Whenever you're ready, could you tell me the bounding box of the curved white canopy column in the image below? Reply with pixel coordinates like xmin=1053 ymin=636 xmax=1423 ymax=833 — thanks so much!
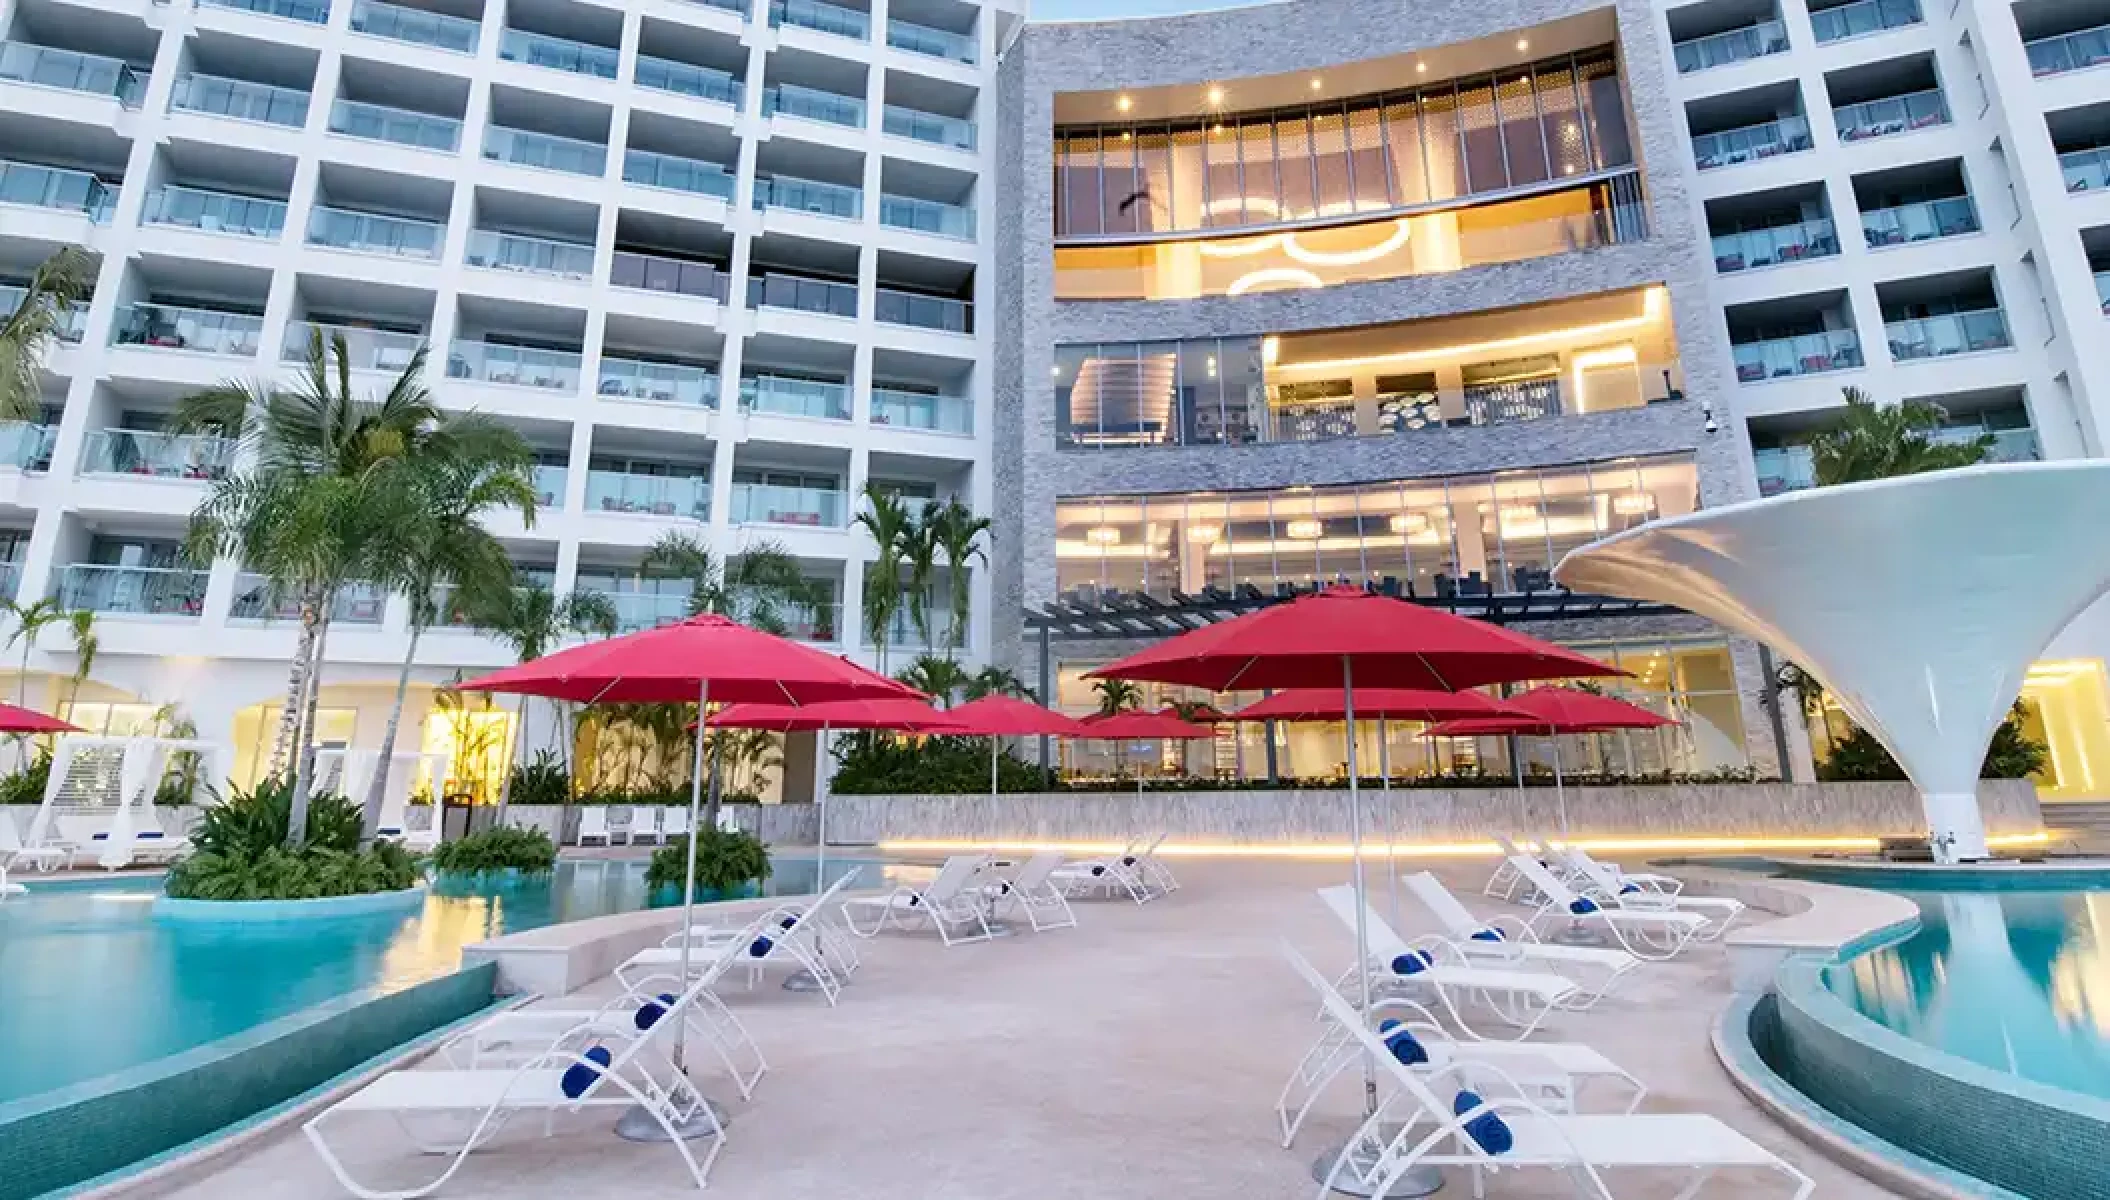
xmin=1555 ymin=463 xmax=2110 ymax=863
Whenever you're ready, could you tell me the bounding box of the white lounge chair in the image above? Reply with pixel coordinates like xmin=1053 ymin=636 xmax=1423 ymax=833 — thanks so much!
xmin=841 ymin=854 xmax=992 ymax=946
xmin=1318 ymin=885 xmax=1581 ymax=1040
xmin=610 ymin=807 xmax=638 ymax=846
xmin=305 ymin=961 xmax=729 ymax=1198
xmin=576 ymin=807 xmax=611 ymax=847
xmin=1284 ymin=946 xmax=1814 ymax=1200
xmin=1052 ymin=834 xmax=1163 ymax=903
xmin=661 ymin=805 xmax=692 ymax=841
xmin=1509 ymin=856 xmax=1707 ymax=961
xmin=0 ymin=810 xmax=69 ymax=872
xmin=1558 ymin=848 xmax=1744 ymax=939
xmin=630 ymin=806 xmax=664 ymax=846
xmin=625 ymin=873 xmax=861 ymax=1006
xmin=1482 ymin=834 xmax=1533 ymax=901
xmin=979 ymin=851 xmax=1077 ymax=933
xmin=672 ymin=867 xmax=864 ymax=978
xmin=1401 ymin=871 xmax=1640 ymax=1002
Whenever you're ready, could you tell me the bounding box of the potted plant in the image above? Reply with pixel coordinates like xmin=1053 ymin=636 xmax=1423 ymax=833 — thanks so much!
xmin=645 ymin=828 xmax=772 ymax=905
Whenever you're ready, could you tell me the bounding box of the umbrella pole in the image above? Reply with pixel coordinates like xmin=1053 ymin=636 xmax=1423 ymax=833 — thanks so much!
xmin=1341 ymin=659 xmax=1374 ymax=1115
xmin=1554 ymin=739 xmax=1570 ymax=839
xmin=1379 ymin=718 xmax=1398 ymax=936
xmin=989 ymin=735 xmax=998 ymax=799
xmin=815 ymin=723 xmax=830 ymax=895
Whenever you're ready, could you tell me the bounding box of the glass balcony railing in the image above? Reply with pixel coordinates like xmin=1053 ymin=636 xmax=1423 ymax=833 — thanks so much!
xmin=879 ymin=194 xmax=974 ymax=239
xmin=328 ymin=98 xmax=462 ymax=151
xmin=1930 ymin=425 xmax=2039 ymax=462
xmin=142 ymin=185 xmax=287 ymax=238
xmin=1885 ymin=309 xmax=2011 ymax=360
xmin=0 ymin=160 xmax=116 ymax=220
xmin=1753 ymin=445 xmax=1817 ymax=496
xmin=282 ymin=321 xmax=423 ymax=372
xmin=447 ymin=340 xmax=582 ymax=391
xmin=883 ymin=606 xmax=950 ymax=649
xmin=684 ymin=0 xmax=748 ymax=14
xmin=881 ymin=105 xmax=976 ymax=150
xmin=2062 ymin=147 xmax=2110 ymax=193
xmin=746 ymin=272 xmax=858 ymax=318
xmin=770 ymin=0 xmax=870 ymax=40
xmin=1810 ymin=0 xmax=1921 ymax=42
xmin=872 ymin=387 xmax=970 ymax=434
xmin=307 ymin=205 xmax=445 ymax=258
xmin=585 ymin=470 xmax=711 ymax=519
xmin=1711 ymin=218 xmax=1838 ymax=272
xmin=599 ymin=357 xmax=718 ymax=407
xmin=199 ymin=0 xmax=330 ymax=22
xmin=1732 ymin=329 xmax=1864 ymax=382
xmin=1861 ymin=196 xmax=1978 ymax=247
xmin=113 ymin=303 xmax=264 ymax=356
xmin=169 ymin=73 xmax=310 ymax=127
xmin=2027 ymin=22 xmax=2110 ymax=76
xmin=1672 ymin=20 xmax=1788 ymax=73
xmin=762 ymin=82 xmax=865 ymax=128
xmin=60 ymin=565 xmax=209 ymax=618
xmin=609 ymin=250 xmax=729 ymax=300
xmin=0 ymin=423 xmax=57 ymax=471
xmin=623 ymin=148 xmax=736 ymax=200
xmin=775 ymin=602 xmax=841 ymax=644
xmin=0 ymin=42 xmax=147 ymax=106
xmin=466 ymin=229 xmax=596 ymax=278
xmin=482 ymin=126 xmax=606 ymax=176
xmin=740 ymin=375 xmax=850 ymax=419
xmin=634 ymin=54 xmax=742 ymax=106
xmin=2098 ymin=270 xmax=2110 ymax=315
xmin=499 ymin=28 xmax=618 ymax=79
xmin=1835 ymin=88 xmax=1948 ymax=142
xmin=887 ymin=18 xmax=974 ymax=62
xmin=597 ymin=589 xmax=691 ymax=634
xmin=1691 ymin=115 xmax=1812 ymax=170
xmin=79 ymin=429 xmax=236 ymax=481
xmin=753 ymin=174 xmax=863 ymax=219
xmin=350 ymin=0 xmax=479 ymax=52
xmin=533 ymin=464 xmax=567 ymax=508
xmin=876 ymin=287 xmax=970 ymax=333
xmin=731 ymin=482 xmax=846 ymax=527
xmin=230 ymin=573 xmax=387 ymax=624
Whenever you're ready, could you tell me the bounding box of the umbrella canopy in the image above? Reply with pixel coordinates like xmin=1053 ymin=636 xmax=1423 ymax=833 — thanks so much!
xmin=1231 ymin=687 xmax=1534 ymax=724
xmin=945 ymin=694 xmax=1092 ymax=738
xmin=457 ymin=614 xmax=917 ymax=705
xmin=704 ymin=697 xmax=964 ymax=733
xmin=0 ymin=704 xmax=78 ymax=735
xmin=1422 ymin=686 xmax=1676 ymax=737
xmin=1078 ymin=709 xmax=1217 ymax=740
xmin=1086 ymin=585 xmax=1620 ymax=692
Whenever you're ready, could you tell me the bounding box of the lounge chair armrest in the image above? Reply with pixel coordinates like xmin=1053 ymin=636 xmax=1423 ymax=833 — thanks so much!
xmin=1484 ymin=914 xmax=1539 ymax=943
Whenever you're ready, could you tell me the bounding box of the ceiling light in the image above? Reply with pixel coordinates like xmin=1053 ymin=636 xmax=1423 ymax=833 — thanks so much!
xmin=1186 ymin=523 xmax=1223 ymax=544
xmin=1415 ymin=62 xmax=1427 ymax=73
xmin=1051 ymin=365 xmax=1062 ymax=377
xmin=1205 ymin=355 xmax=1217 ymax=377
xmin=1612 ymin=491 xmax=1656 ymax=516
xmin=1086 ymin=525 xmax=1122 ymax=546
xmin=1117 ymin=94 xmax=1132 ymax=112
xmin=1309 ymin=78 xmax=1323 ymax=91
xmin=1285 ymin=517 xmax=1324 ymax=540
xmin=1500 ymin=504 xmax=1540 ymax=524
xmin=1516 ymin=38 xmax=1529 ymax=51
xmin=1207 ymin=86 xmax=1225 ymax=105
xmin=1211 ymin=122 xmax=1225 ymax=135
xmin=1262 ymin=336 xmax=1280 ymax=365
xmin=1121 ymin=130 xmax=1132 ymax=140
xmin=1389 ymin=512 xmax=1429 ymax=535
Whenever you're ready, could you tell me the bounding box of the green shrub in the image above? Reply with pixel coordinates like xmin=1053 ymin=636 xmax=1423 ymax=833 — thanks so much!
xmin=165 ymin=839 xmax=419 ymax=900
xmin=646 ymin=829 xmax=772 ymax=893
xmin=828 ymin=733 xmax=1047 ymax=795
xmin=431 ymin=825 xmax=557 ymax=874
xmin=1817 ymin=702 xmax=2046 ymax=782
xmin=189 ymin=776 xmax=364 ymax=858
xmin=0 ymin=751 xmax=50 ymax=805
xmin=507 ymin=750 xmax=571 ymax=808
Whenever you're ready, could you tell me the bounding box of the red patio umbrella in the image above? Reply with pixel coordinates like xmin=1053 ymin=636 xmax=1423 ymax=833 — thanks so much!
xmin=1424 ymin=687 xmax=1676 ymax=836
xmin=0 ymin=704 xmax=79 ymax=734
xmin=945 ymin=695 xmax=1092 ymax=797
xmin=1230 ymin=687 xmax=1531 ymax=725
xmin=1079 ymin=709 xmax=1217 ymax=794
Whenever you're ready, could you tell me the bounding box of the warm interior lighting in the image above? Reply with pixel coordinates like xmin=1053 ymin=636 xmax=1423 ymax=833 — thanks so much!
xmin=1186 ymin=523 xmax=1223 ymax=544
xmin=1309 ymin=78 xmax=1323 ymax=90
xmin=1227 ymin=266 xmax=1325 ymax=295
xmin=1569 ymin=343 xmax=1640 ymax=414
xmin=1389 ymin=512 xmax=1430 ymax=535
xmin=1280 ymin=219 xmax=1414 ymax=267
xmin=1205 ymin=355 xmax=1218 ymax=377
xmin=1262 ymin=336 xmax=1280 ymax=364
xmin=1085 ymin=525 xmax=1122 ymax=546
xmin=1121 ymin=131 xmax=1132 ymax=141
xmin=1612 ymin=490 xmax=1656 ymax=516
xmin=1416 ymin=62 xmax=1427 ymax=73
xmin=1284 ymin=517 xmax=1324 ymax=540
xmin=1277 ymin=288 xmax=1666 ymax=375
xmin=1116 ymin=94 xmax=1132 ymax=112
xmin=880 ymin=831 xmax=2054 ymax=860
xmin=1516 ymin=38 xmax=1529 ymax=50
xmin=1499 ymin=503 xmax=1540 ymax=523
xmin=1207 ymin=86 xmax=1225 ymax=105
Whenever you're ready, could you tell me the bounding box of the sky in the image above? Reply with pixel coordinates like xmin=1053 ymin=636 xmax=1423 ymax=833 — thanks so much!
xmin=1029 ymin=0 xmax=1278 ymax=21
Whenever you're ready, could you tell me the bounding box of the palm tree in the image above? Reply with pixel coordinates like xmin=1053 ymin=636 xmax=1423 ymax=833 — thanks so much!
xmin=1092 ymin=677 xmax=1142 ymax=716
xmin=473 ymin=578 xmax=618 ymax=826
xmin=964 ymin=665 xmax=1034 ymax=703
xmin=2 ymin=597 xmax=65 ymax=709
xmin=925 ymin=499 xmax=989 ymax=655
xmin=1809 ymin=388 xmax=1992 ymax=487
xmin=0 ymin=246 xmax=93 ymax=421
xmin=900 ymin=506 xmax=941 ymax=651
xmin=59 ymin=609 xmax=97 ymax=722
xmin=896 ymin=653 xmax=971 ymax=708
xmin=852 ymin=485 xmax=915 ymax=671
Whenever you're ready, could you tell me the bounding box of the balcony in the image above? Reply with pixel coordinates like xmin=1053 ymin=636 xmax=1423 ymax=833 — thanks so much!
xmin=1862 ymin=196 xmax=1977 ymax=246
xmin=2027 ymin=23 xmax=2110 ymax=77
xmin=609 ymin=250 xmax=730 ymax=301
xmin=746 ymin=271 xmax=858 ymax=317
xmin=328 ymin=98 xmax=462 ymax=152
xmin=753 ymin=174 xmax=863 ymax=219
xmin=1731 ymin=330 xmax=1863 ymax=381
xmin=871 ymin=387 xmax=970 ymax=434
xmin=1712 ymin=218 xmax=1838 ymax=273
xmin=142 ymin=185 xmax=287 ymax=239
xmin=113 ymin=303 xmax=264 ymax=356
xmin=79 ymin=429 xmax=236 ymax=481
xmin=770 ymin=0 xmax=870 ymax=41
xmin=1759 ymin=427 xmax=2037 ymax=494
xmin=685 ymin=0 xmax=748 ymax=14
xmin=447 ymin=341 xmax=583 ymax=391
xmin=198 ymin=0 xmax=330 ymax=22
xmin=1885 ymin=309 xmax=2011 ymax=359
xmin=282 ymin=321 xmax=423 ymax=372
xmin=880 ymin=194 xmax=973 ymax=239
xmin=2098 ymin=270 xmax=2110 ymax=314
xmin=230 ymin=574 xmax=387 ymax=624
xmin=0 ymin=424 xmax=57 ymax=471
xmin=876 ymin=287 xmax=970 ymax=334
xmin=1810 ymin=0 xmax=1921 ymax=43
xmin=169 ymin=73 xmax=310 ymax=128
xmin=887 ymin=18 xmax=974 ymax=63
xmin=58 ymin=565 xmax=207 ymax=618
xmin=881 ymin=105 xmax=975 ymax=151
xmin=1834 ymin=88 xmax=1948 ymax=142
xmin=1673 ymin=21 xmax=1788 ymax=74
xmin=1691 ymin=116 xmax=1812 ymax=170
xmin=349 ymin=0 xmax=480 ymax=53
xmin=499 ymin=29 xmax=618 ymax=80
xmin=585 ymin=470 xmax=711 ymax=518
xmin=466 ymin=229 xmax=596 ymax=279
xmin=0 ymin=161 xmax=117 ymax=221
xmin=2064 ymin=146 xmax=2110 ymax=192
xmin=307 ymin=205 xmax=446 ymax=259
xmin=482 ymin=126 xmax=606 ymax=177
xmin=596 ymin=589 xmax=690 ymax=634
xmin=533 ymin=464 xmax=567 ymax=507
xmin=0 ymin=42 xmax=146 ymax=107
xmin=731 ymin=482 xmax=845 ymax=527
xmin=599 ymin=356 xmax=718 ymax=407
xmin=623 ymin=148 xmax=735 ymax=200
xmin=635 ymin=55 xmax=741 ymax=107
xmin=763 ymin=82 xmax=865 ymax=129
xmin=740 ymin=375 xmax=850 ymax=419
xmin=1931 ymin=426 xmax=2038 ymax=461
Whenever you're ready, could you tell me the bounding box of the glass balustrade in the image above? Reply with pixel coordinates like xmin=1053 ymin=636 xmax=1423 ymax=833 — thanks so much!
xmin=1691 ymin=115 xmax=1812 ymax=170
xmin=1834 ymin=88 xmax=1947 ymax=141
xmin=199 ymin=0 xmax=331 ymax=22
xmin=2063 ymin=147 xmax=2110 ymax=193
xmin=763 ymin=82 xmax=865 ymax=128
xmin=684 ymin=0 xmax=747 ymax=13
xmin=59 ymin=304 xmax=88 ymax=342
xmin=740 ymin=375 xmax=850 ymax=419
xmin=599 ymin=357 xmax=718 ymax=407
xmin=307 ymin=205 xmax=445 ymax=258
xmin=879 ymin=194 xmax=974 ymax=239
xmin=169 ymin=73 xmax=309 ymax=127
xmin=2098 ymin=271 xmax=2110 ymax=316
xmin=1711 ymin=218 xmax=1837 ymax=272
xmin=753 ymin=174 xmax=862 ymax=218
xmin=499 ymin=29 xmax=618 ymax=79
xmin=1672 ymin=20 xmax=1788 ymax=73
xmin=482 ymin=126 xmax=606 ymax=176
xmin=2027 ymin=22 xmax=2110 ymax=76
xmin=142 ymin=185 xmax=287 ymax=238
xmin=622 ymin=148 xmax=735 ymax=200
xmin=0 ymin=42 xmax=147 ymax=106
xmin=1731 ymin=329 xmax=1864 ymax=381
xmin=60 ymin=565 xmax=209 ymax=618
xmin=465 ymin=229 xmax=596 ymax=277
xmin=329 ymin=98 xmax=462 ymax=151
xmin=0 ymin=423 xmax=57 ymax=471
xmin=731 ymin=482 xmax=845 ymax=526
xmin=585 ymin=470 xmax=711 ymax=518
xmin=1753 ymin=445 xmax=1816 ymax=496
xmin=871 ymin=387 xmax=971 ymax=434
xmin=1929 ymin=425 xmax=2039 ymax=462
xmin=876 ymin=288 xmax=970 ymax=333
xmin=883 ymin=606 xmax=950 ymax=648
xmin=745 ymin=273 xmax=858 ymax=317
xmin=770 ymin=0 xmax=870 ymax=40
xmin=881 ymin=105 xmax=975 ymax=150
xmin=1885 ymin=309 xmax=2011 ymax=360
xmin=79 ymin=429 xmax=236 ymax=480
xmin=609 ymin=251 xmax=728 ymax=300
xmin=634 ymin=55 xmax=741 ymax=106
xmin=0 ymin=160 xmax=115 ymax=219
xmin=282 ymin=321 xmax=424 ymax=372
xmin=533 ymin=464 xmax=567 ymax=507
xmin=349 ymin=0 xmax=479 ymax=52
xmin=1810 ymin=0 xmax=1921 ymax=42
xmin=113 ymin=303 xmax=264 ymax=356
xmin=1861 ymin=196 xmax=1977 ymax=246
xmin=230 ymin=573 xmax=387 ymax=623
xmin=887 ymin=18 xmax=974 ymax=62
xmin=598 ymin=589 xmax=691 ymax=634
xmin=447 ymin=341 xmax=583 ymax=390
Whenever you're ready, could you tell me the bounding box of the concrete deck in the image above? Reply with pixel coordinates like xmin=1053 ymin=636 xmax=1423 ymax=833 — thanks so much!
xmin=137 ymin=859 xmax=1903 ymax=1200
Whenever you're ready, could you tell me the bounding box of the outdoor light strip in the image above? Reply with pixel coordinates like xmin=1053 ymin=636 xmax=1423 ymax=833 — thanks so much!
xmin=1273 ymin=286 xmax=1666 ymax=374
xmin=879 ymin=831 xmax=2053 ymax=859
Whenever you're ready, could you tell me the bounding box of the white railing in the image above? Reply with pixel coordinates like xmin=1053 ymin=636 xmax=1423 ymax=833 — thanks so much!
xmin=79 ymin=429 xmax=235 ymax=481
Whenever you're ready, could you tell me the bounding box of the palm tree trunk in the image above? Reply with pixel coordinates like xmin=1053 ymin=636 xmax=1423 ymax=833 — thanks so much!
xmin=286 ymin=609 xmax=333 ymax=848
xmin=361 ymin=621 xmax=422 ymax=845
xmin=494 ymin=694 xmax=524 ymax=824
xmin=15 ymin=639 xmax=28 ymax=710
xmin=270 ymin=590 xmax=324 ymax=778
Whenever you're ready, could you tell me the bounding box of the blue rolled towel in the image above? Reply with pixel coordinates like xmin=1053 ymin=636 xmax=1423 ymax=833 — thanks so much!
xmin=748 ymin=935 xmax=775 ymax=958
xmin=1454 ymin=1090 xmax=1513 ymax=1155
xmin=1620 ymin=882 xmax=1641 ymax=895
xmin=1390 ymin=949 xmax=1434 ymax=976
xmin=1090 ymin=864 xmax=1107 ymax=877
xmin=1569 ymin=897 xmax=1599 ymax=915
xmin=634 ymin=992 xmax=679 ymax=1031
xmin=1376 ymin=1018 xmax=1429 ymax=1066
xmin=780 ymin=915 xmax=799 ymax=930
xmin=560 ymin=1045 xmax=612 ymax=1099
xmin=1468 ymin=928 xmax=1505 ymax=942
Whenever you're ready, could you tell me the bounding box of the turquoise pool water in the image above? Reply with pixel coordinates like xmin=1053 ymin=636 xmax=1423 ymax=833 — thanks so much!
xmin=0 ymin=857 xmax=871 ymax=1108
xmin=1825 ymin=886 xmax=2110 ymax=1098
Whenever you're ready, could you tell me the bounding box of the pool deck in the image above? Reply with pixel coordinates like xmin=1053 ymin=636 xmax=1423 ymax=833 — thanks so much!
xmin=131 ymin=858 xmax=1904 ymax=1200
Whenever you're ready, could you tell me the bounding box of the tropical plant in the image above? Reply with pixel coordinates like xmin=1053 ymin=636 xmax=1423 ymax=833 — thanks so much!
xmin=643 ymin=531 xmax=821 ymax=634
xmin=584 ymin=702 xmax=699 ymax=795
xmin=429 ymin=681 xmax=509 ymax=805
xmin=187 ymin=776 xmax=364 ymax=858
xmin=430 ymin=824 xmax=556 ymax=874
xmin=852 ymin=485 xmax=915 ymax=671
xmin=0 ymin=750 xmax=50 ymax=804
xmin=1091 ymin=677 xmax=1142 ymax=716
xmin=472 ymin=578 xmax=617 ymax=823
xmin=2 ymin=597 xmax=64 ymax=710
xmin=59 ymin=609 xmax=96 ymax=722
xmin=1808 ymin=388 xmax=1992 ymax=487
xmin=506 ymin=748 xmax=572 ymax=807
xmin=0 ymin=246 xmax=93 ymax=422
xmin=645 ymin=828 xmax=772 ymax=894
xmin=896 ymin=653 xmax=971 ymax=708
xmin=900 ymin=504 xmax=941 ymax=649
xmin=705 ymin=725 xmax=783 ymax=796
xmin=166 ymin=839 xmax=419 ymax=901
xmin=1815 ymin=701 xmax=2048 ymax=781
xmin=925 ymin=498 xmax=989 ymax=654
xmin=964 ymin=665 xmax=1035 ymax=703
xmin=828 ymin=731 xmax=1046 ymax=794
xmin=150 ymin=701 xmax=204 ymax=806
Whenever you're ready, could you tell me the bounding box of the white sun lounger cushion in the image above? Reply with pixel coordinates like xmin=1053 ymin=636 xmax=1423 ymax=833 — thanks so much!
xmin=334 ymin=1069 xmax=595 ymax=1113
xmin=1390 ymin=963 xmax=1579 ymax=1005
xmin=1503 ymin=1113 xmax=1784 ymax=1167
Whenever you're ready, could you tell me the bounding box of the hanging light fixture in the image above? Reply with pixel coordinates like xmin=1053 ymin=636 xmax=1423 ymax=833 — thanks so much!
xmin=1285 ymin=517 xmax=1324 ymax=540
xmin=1186 ymin=523 xmax=1223 ymax=544
xmin=1389 ymin=512 xmax=1430 ymax=535
xmin=1499 ymin=503 xmax=1541 ymax=525
xmin=1086 ymin=525 xmax=1122 ymax=546
xmin=1612 ymin=490 xmax=1656 ymax=516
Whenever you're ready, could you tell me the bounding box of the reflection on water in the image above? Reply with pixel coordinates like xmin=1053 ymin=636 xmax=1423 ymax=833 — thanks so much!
xmin=1827 ymin=888 xmax=2110 ymax=1096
